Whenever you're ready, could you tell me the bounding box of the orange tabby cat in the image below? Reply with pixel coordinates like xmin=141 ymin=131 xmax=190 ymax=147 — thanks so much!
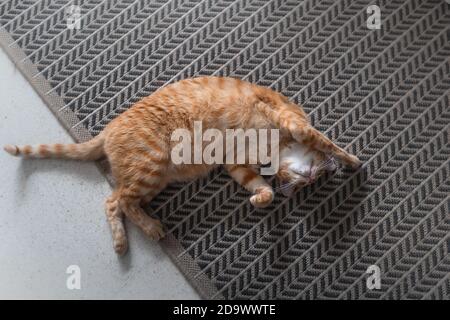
xmin=4 ymin=76 xmax=361 ymax=255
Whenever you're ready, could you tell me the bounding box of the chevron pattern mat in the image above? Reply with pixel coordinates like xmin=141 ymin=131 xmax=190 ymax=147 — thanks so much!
xmin=1 ymin=0 xmax=449 ymax=299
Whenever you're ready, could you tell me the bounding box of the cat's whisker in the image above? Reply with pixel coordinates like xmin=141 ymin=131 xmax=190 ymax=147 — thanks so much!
xmin=317 ymin=157 xmax=334 ymax=171
xmin=275 ymin=179 xmax=299 ymax=191
xmin=276 ymin=184 xmax=291 ymax=191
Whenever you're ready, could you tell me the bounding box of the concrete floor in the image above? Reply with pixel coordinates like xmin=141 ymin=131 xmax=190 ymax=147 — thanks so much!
xmin=0 ymin=48 xmax=199 ymax=299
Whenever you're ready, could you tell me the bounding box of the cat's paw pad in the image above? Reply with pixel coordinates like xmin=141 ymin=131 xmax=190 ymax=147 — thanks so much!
xmin=144 ymin=219 xmax=165 ymax=241
xmin=250 ymin=188 xmax=274 ymax=208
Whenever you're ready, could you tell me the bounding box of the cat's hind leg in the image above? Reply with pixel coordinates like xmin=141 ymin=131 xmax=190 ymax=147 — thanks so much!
xmin=225 ymin=164 xmax=274 ymax=208
xmin=116 ymin=185 xmax=165 ymax=241
xmin=105 ymin=128 xmax=169 ymax=244
xmin=105 ymin=192 xmax=128 ymax=255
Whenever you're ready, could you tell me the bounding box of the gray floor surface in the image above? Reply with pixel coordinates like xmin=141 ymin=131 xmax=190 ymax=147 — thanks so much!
xmin=0 ymin=48 xmax=199 ymax=299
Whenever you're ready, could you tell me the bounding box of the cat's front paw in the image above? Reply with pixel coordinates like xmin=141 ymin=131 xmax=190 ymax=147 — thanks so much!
xmin=250 ymin=187 xmax=274 ymax=208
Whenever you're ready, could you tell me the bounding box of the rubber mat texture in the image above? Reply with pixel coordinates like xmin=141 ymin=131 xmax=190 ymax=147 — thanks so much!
xmin=0 ymin=0 xmax=449 ymax=299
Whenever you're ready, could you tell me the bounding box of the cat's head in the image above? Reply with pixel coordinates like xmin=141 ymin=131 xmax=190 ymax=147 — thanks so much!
xmin=276 ymin=141 xmax=337 ymax=197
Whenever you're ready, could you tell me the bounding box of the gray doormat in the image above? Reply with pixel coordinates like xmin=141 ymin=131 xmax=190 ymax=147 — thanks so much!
xmin=1 ymin=0 xmax=449 ymax=299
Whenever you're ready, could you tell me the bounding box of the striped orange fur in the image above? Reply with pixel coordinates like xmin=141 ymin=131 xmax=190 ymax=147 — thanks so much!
xmin=4 ymin=76 xmax=361 ymax=255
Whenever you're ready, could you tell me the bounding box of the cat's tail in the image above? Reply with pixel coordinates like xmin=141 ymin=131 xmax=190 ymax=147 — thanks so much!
xmin=3 ymin=132 xmax=105 ymax=161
